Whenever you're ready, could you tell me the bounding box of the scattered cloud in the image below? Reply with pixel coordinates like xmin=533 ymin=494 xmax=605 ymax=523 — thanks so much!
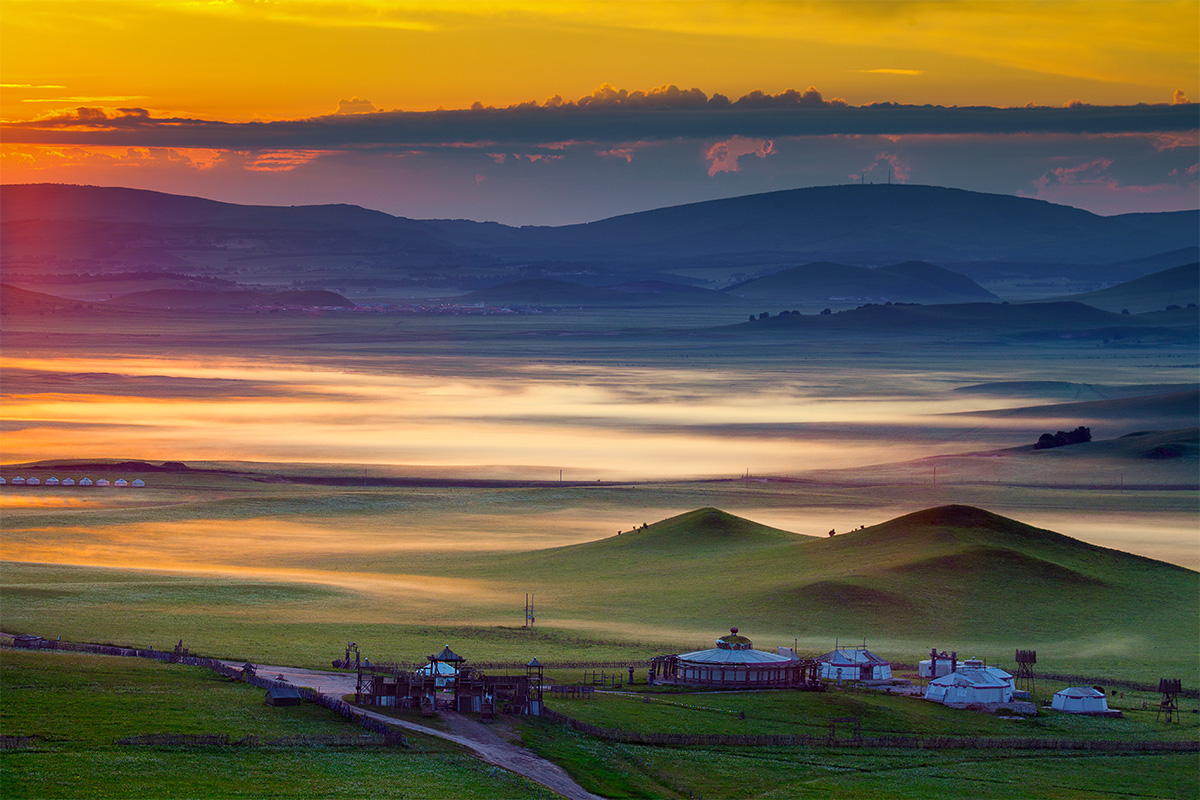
xmin=2 ymin=83 xmax=66 ymax=89
xmin=705 ymin=136 xmax=774 ymax=176
xmin=1174 ymin=89 xmax=1191 ymax=105
xmin=335 ymin=97 xmax=377 ymax=115
xmin=23 ymin=95 xmax=148 ymax=104
xmin=854 ymin=69 xmax=924 ymax=76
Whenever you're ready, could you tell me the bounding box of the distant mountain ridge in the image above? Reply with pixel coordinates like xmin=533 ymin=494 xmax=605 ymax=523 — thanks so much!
xmin=3 ymin=183 xmax=1197 ymax=297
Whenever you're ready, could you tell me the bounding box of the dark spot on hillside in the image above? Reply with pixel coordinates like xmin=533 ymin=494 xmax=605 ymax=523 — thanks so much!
xmin=885 ymin=547 xmax=1108 ymax=588
xmin=797 ymin=581 xmax=913 ymax=612
xmin=1142 ymin=444 xmax=1188 ymax=459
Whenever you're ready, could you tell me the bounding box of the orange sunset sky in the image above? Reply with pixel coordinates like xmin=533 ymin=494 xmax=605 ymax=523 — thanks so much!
xmin=2 ymin=0 xmax=1198 ymax=224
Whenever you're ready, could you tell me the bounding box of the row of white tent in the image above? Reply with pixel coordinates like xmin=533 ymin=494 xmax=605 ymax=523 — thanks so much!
xmin=813 ymin=648 xmax=1114 ymax=714
xmin=0 ymin=477 xmax=146 ymax=487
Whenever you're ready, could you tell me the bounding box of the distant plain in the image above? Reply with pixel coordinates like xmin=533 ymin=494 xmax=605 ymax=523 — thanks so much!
xmin=2 ymin=300 xmax=1196 ymax=684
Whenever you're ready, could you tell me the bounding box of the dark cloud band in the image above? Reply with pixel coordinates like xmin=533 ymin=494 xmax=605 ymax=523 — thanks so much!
xmin=5 ymin=101 xmax=1197 ymax=151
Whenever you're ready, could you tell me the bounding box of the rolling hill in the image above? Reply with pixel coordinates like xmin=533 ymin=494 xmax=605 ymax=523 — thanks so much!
xmin=472 ymin=506 xmax=1197 ymax=652
xmin=461 ymin=278 xmax=742 ymax=307
xmin=4 ymin=184 xmax=1197 ymax=296
xmin=1035 ymin=263 xmax=1199 ymax=313
xmin=724 ymin=260 xmax=997 ymax=303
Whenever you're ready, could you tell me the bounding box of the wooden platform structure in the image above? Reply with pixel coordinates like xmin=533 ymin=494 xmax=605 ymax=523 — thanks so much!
xmin=360 ymin=646 xmax=544 ymax=716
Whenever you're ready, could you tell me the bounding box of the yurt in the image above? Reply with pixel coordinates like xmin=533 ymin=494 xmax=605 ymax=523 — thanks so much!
xmin=816 ymin=648 xmax=892 ymax=681
xmin=131 ymin=479 xmax=146 ymax=488
xmin=12 ymin=477 xmax=26 ymax=485
xmin=651 ymin=628 xmax=820 ymax=689
xmin=79 ymin=478 xmax=94 ymax=486
xmin=0 ymin=477 xmax=6 ymax=485
xmin=96 ymin=479 xmax=110 ymax=487
xmin=45 ymin=477 xmax=60 ymax=486
xmin=26 ymin=477 xmax=40 ymax=486
xmin=1052 ymin=687 xmax=1112 ymax=714
xmin=61 ymin=478 xmax=75 ymax=486
xmin=924 ymin=659 xmax=1013 ymax=706
xmin=114 ymin=478 xmax=129 ymax=487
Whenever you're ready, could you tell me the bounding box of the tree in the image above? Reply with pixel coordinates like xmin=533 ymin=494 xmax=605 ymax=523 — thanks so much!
xmin=1033 ymin=426 xmax=1092 ymax=449
xmin=827 ymin=528 xmax=836 ymax=537
xmin=820 ymin=308 xmax=832 ymax=316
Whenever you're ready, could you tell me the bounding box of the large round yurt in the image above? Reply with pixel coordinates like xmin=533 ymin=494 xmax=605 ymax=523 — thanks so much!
xmin=651 ymin=629 xmax=820 ymax=689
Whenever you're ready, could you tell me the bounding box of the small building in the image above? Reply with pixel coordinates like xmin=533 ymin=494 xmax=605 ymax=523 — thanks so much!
xmin=1052 ymin=687 xmax=1119 ymax=715
xmin=265 ymin=685 xmax=302 ymax=706
xmin=131 ymin=479 xmax=146 ymax=488
xmin=925 ymin=659 xmax=1013 ymax=706
xmin=26 ymin=477 xmax=40 ymax=486
xmin=45 ymin=477 xmax=60 ymax=486
xmin=114 ymin=478 xmax=129 ymax=487
xmin=96 ymin=479 xmax=110 ymax=487
xmin=61 ymin=478 xmax=75 ymax=486
xmin=79 ymin=478 xmax=94 ymax=486
xmin=816 ymin=648 xmax=892 ymax=682
xmin=13 ymin=634 xmax=47 ymax=649
xmin=919 ymin=649 xmax=965 ymax=678
xmin=652 ymin=628 xmax=821 ymax=689
xmin=0 ymin=477 xmax=6 ymax=485
xmin=10 ymin=477 xmax=24 ymax=485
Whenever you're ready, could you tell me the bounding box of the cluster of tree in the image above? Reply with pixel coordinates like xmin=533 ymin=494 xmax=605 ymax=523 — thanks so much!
xmin=1033 ymin=426 xmax=1092 ymax=450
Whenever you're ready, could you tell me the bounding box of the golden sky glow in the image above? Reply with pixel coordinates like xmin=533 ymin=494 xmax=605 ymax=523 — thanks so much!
xmin=2 ymin=0 xmax=1197 ymax=124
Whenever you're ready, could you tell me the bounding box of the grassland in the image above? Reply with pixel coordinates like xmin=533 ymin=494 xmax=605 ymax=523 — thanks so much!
xmin=519 ymin=721 xmax=1198 ymax=800
xmin=0 ymin=648 xmax=545 ymax=799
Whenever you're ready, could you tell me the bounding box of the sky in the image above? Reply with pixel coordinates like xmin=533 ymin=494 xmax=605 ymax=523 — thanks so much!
xmin=2 ymin=0 xmax=1198 ymax=224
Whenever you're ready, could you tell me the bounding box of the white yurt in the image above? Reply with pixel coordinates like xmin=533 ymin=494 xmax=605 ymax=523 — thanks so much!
xmin=816 ymin=648 xmax=892 ymax=681
xmin=114 ymin=478 xmax=129 ymax=487
xmin=12 ymin=477 xmax=25 ymax=485
xmin=1052 ymin=687 xmax=1111 ymax=714
xmin=45 ymin=477 xmax=60 ymax=486
xmin=61 ymin=478 xmax=75 ymax=486
xmin=95 ymin=479 xmax=110 ymax=487
xmin=924 ymin=659 xmax=1013 ymax=706
xmin=26 ymin=477 xmax=40 ymax=486
xmin=79 ymin=478 xmax=94 ymax=486
xmin=131 ymin=479 xmax=146 ymax=488
xmin=0 ymin=477 xmax=6 ymax=485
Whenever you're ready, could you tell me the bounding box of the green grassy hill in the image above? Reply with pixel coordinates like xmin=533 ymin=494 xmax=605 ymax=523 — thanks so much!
xmin=475 ymin=505 xmax=1198 ymax=675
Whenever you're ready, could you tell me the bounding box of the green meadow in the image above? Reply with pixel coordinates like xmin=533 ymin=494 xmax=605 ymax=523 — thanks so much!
xmin=0 ymin=649 xmax=546 ymax=799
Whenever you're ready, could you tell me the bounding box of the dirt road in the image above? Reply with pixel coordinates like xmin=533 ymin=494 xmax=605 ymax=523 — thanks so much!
xmin=225 ymin=662 xmax=604 ymax=800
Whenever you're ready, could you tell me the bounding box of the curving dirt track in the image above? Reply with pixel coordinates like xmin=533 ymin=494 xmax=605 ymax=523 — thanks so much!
xmin=224 ymin=662 xmax=604 ymax=800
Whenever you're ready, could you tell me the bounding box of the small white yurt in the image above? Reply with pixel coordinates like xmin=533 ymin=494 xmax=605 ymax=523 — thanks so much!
xmin=131 ymin=479 xmax=146 ymax=488
xmin=61 ymin=478 xmax=75 ymax=486
xmin=26 ymin=477 xmax=40 ymax=486
xmin=11 ymin=477 xmax=25 ymax=485
xmin=816 ymin=648 xmax=893 ymax=681
xmin=95 ymin=479 xmax=110 ymax=487
xmin=924 ymin=659 xmax=1013 ymax=706
xmin=114 ymin=478 xmax=129 ymax=487
xmin=45 ymin=477 xmax=60 ymax=486
xmin=0 ymin=477 xmax=6 ymax=485
xmin=1052 ymin=687 xmax=1111 ymax=714
xmin=79 ymin=478 xmax=94 ymax=486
